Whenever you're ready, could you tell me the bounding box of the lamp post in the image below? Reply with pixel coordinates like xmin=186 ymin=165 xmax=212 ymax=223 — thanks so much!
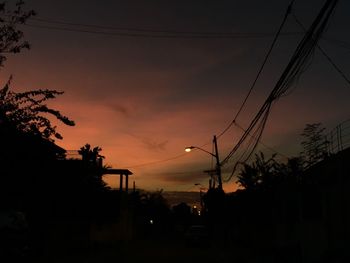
xmin=185 ymin=135 xmax=223 ymax=190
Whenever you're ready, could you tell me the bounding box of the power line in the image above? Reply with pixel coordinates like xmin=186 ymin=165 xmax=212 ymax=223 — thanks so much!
xmin=233 ymin=121 xmax=289 ymax=159
xmin=124 ymin=153 xmax=188 ymax=169
xmin=292 ymin=13 xmax=350 ymax=87
xmin=115 ymin=138 xmax=211 ymax=170
xmin=323 ymin=37 xmax=350 ymax=50
xmin=220 ymin=0 xmax=339 ymax=182
xmin=29 ymin=16 xmax=350 ymax=48
xmin=217 ymin=0 xmax=296 ymax=183
xmin=217 ymin=0 xmax=296 ymax=139
xmin=20 ymin=14 xmax=303 ymax=40
xmin=44 ymin=1 xmax=291 ymax=172
xmin=25 ymin=22 xmax=301 ymax=40
xmin=21 ymin=3 xmax=342 ymax=183
xmin=31 ymin=16 xmax=296 ymax=36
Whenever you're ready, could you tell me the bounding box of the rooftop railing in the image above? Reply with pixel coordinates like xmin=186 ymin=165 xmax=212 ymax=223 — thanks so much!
xmin=65 ymin=150 xmax=82 ymax=160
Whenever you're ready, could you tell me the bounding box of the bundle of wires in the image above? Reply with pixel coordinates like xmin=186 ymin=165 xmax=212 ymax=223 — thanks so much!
xmin=221 ymin=0 xmax=339 ymax=182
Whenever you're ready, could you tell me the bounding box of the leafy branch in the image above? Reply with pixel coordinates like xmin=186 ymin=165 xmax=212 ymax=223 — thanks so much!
xmin=0 ymin=78 xmax=75 ymax=141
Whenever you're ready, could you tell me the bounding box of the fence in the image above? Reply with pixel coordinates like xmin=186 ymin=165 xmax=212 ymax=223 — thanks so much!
xmin=325 ymin=119 xmax=350 ymax=155
xmin=65 ymin=150 xmax=82 ymax=160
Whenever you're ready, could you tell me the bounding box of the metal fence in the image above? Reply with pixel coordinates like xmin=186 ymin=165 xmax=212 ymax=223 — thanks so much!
xmin=65 ymin=150 xmax=82 ymax=160
xmin=325 ymin=119 xmax=350 ymax=155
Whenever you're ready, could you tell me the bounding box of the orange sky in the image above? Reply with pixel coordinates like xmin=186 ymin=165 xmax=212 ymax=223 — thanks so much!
xmin=1 ymin=0 xmax=349 ymax=192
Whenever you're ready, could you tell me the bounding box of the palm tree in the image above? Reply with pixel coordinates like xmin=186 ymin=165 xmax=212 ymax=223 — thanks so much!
xmin=78 ymin=144 xmax=105 ymax=164
xmin=237 ymin=164 xmax=260 ymax=190
xmin=237 ymin=152 xmax=278 ymax=190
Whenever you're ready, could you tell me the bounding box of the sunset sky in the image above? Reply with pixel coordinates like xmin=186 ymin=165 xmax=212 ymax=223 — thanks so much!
xmin=1 ymin=0 xmax=349 ymax=192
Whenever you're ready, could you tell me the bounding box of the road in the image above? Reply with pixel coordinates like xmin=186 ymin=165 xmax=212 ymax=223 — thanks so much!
xmin=39 ymin=238 xmax=236 ymax=263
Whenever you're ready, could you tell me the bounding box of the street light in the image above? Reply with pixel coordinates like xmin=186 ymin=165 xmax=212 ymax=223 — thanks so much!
xmin=185 ymin=147 xmax=192 ymax=153
xmin=185 ymin=135 xmax=223 ymax=190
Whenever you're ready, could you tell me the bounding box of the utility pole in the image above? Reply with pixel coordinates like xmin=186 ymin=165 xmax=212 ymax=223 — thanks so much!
xmin=185 ymin=136 xmax=223 ymax=190
xmin=213 ymin=135 xmax=223 ymax=190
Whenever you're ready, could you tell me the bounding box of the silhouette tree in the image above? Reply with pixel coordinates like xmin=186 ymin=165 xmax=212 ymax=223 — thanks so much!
xmin=0 ymin=83 xmax=75 ymax=209
xmin=237 ymin=163 xmax=260 ymax=190
xmin=0 ymin=0 xmax=76 ymax=215
xmin=300 ymin=123 xmax=328 ymax=167
xmin=72 ymin=144 xmax=109 ymax=194
xmin=0 ymin=79 xmax=75 ymax=141
xmin=172 ymin=202 xmax=191 ymax=217
xmin=0 ymin=1 xmax=36 ymax=67
xmin=137 ymin=190 xmax=170 ymax=223
xmin=277 ymin=157 xmax=304 ymax=184
xmin=202 ymin=187 xmax=225 ymax=213
xmin=236 ymin=152 xmax=278 ymax=190
xmin=172 ymin=202 xmax=192 ymax=230
xmin=139 ymin=190 xmax=169 ymax=214
xmin=0 ymin=2 xmax=73 ymax=141
xmin=78 ymin=144 xmax=105 ymax=164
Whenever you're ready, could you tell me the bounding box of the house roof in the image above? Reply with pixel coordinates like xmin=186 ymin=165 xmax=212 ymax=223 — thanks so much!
xmin=103 ymin=168 xmax=133 ymax=175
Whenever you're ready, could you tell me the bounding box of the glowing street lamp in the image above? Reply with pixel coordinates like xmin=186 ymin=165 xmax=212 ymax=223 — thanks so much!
xmin=185 ymin=146 xmax=213 ymax=156
xmin=185 ymin=135 xmax=223 ymax=190
xmin=185 ymin=147 xmax=193 ymax=153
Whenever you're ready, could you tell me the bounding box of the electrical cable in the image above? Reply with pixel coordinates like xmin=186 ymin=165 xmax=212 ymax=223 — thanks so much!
xmin=30 ymin=16 xmax=295 ymax=36
xmin=220 ymin=0 xmax=339 ymax=182
xmin=124 ymin=153 xmax=188 ymax=168
xmin=233 ymin=121 xmax=289 ymax=159
xmin=292 ymin=13 xmax=350 ymax=86
xmin=217 ymin=0 xmax=296 ymax=139
xmin=323 ymin=37 xmax=350 ymax=50
xmin=25 ymin=22 xmax=301 ymax=40
xmin=22 ymin=15 xmax=304 ymax=40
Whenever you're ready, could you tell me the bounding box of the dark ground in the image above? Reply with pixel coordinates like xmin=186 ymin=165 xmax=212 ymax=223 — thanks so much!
xmin=38 ymin=239 xmax=236 ymax=263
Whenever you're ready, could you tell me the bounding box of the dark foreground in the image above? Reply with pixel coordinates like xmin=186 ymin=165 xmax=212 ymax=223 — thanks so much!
xmin=38 ymin=239 xmax=233 ymax=263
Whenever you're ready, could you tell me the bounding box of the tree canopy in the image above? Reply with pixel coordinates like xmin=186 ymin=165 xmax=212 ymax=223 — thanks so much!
xmin=0 ymin=1 xmax=36 ymax=67
xmin=0 ymin=1 xmax=74 ymax=141
xmin=78 ymin=144 xmax=105 ymax=163
xmin=236 ymin=152 xmax=278 ymax=191
xmin=0 ymin=79 xmax=75 ymax=141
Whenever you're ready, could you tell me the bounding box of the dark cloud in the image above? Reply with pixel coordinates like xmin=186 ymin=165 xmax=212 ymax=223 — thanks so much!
xmin=127 ymin=133 xmax=169 ymax=152
xmin=110 ymin=104 xmax=129 ymax=117
xmin=141 ymin=139 xmax=169 ymax=152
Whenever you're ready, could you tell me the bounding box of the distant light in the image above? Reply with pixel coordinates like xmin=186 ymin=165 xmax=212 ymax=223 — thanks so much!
xmin=198 ymin=211 xmax=201 ymax=216
xmin=193 ymin=205 xmax=197 ymax=209
xmin=185 ymin=147 xmax=192 ymax=153
xmin=150 ymin=219 xmax=154 ymax=224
